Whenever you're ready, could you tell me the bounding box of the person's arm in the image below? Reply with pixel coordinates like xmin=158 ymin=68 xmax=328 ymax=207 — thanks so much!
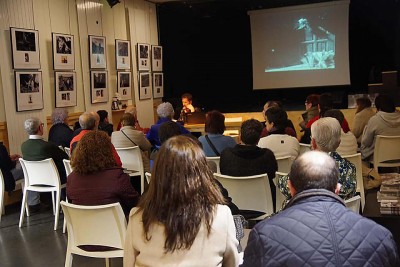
xmin=112 ymin=145 xmax=122 ymax=167
xmin=351 ymin=113 xmax=364 ymax=139
xmin=0 ymin=144 xmax=15 ymax=171
xmin=222 ymin=207 xmax=240 ymax=267
xmin=123 ymin=209 xmax=139 ymax=267
xmin=360 ymin=119 xmax=375 ymax=148
xmin=136 ymin=132 xmax=152 ymax=152
xmin=116 ymin=171 xmax=139 ymax=214
xmin=241 ymin=228 xmax=264 ymax=267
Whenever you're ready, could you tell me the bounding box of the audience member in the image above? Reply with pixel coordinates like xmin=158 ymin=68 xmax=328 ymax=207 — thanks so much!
xmin=97 ymin=110 xmax=113 ymax=136
xmin=361 ymin=94 xmax=400 ymax=160
xmin=68 ymin=131 xmax=139 ymax=215
xmin=220 ymin=119 xmax=277 ymax=211
xmin=146 ymin=102 xmax=190 ymax=148
xmin=116 ymin=105 xmax=145 ymax=132
xmin=323 ymin=109 xmax=357 ymax=156
xmin=352 ymin=97 xmax=375 ymax=144
xmin=260 ymin=101 xmax=296 ymax=138
xmin=0 ymin=143 xmax=23 ymax=193
xmin=299 ymin=94 xmax=319 ymax=130
xmin=258 ymin=107 xmax=300 ymax=159
xmin=123 ymin=135 xmax=239 ymax=266
xmin=278 ymin=117 xmax=356 ymax=201
xmin=48 ymin=108 xmax=73 ymax=148
xmin=242 ymin=151 xmax=399 ymax=267
xmin=111 ymin=113 xmax=151 ymax=172
xmin=198 ymin=110 xmax=236 ymax=157
xmin=70 ymin=112 xmax=122 ymax=166
xmin=21 ymin=117 xmax=69 ymax=211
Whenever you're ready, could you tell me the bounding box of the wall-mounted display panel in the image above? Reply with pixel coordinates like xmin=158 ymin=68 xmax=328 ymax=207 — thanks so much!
xmin=55 ymin=72 xmax=77 ymax=107
xmin=152 ymin=73 xmax=163 ymax=98
xmin=137 ymin=43 xmax=150 ymax=71
xmin=89 ymin=35 xmax=107 ymax=69
xmin=15 ymin=71 xmax=43 ymax=111
xmin=52 ymin=33 xmax=75 ymax=70
xmin=90 ymin=71 xmax=108 ymax=103
xmin=117 ymin=71 xmax=132 ymax=100
xmin=116 ymin=39 xmax=131 ymax=70
xmin=139 ymin=72 xmax=151 ymax=100
xmin=10 ymin=28 xmax=40 ymax=69
xmin=152 ymin=45 xmax=162 ymax=71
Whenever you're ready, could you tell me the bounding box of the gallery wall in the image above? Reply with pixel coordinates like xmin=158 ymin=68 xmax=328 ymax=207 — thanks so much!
xmin=0 ymin=0 xmax=158 ymax=153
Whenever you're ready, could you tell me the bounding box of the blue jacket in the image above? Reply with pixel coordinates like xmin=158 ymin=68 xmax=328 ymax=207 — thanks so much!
xmin=146 ymin=118 xmax=190 ymax=147
xmin=242 ymin=189 xmax=399 ymax=267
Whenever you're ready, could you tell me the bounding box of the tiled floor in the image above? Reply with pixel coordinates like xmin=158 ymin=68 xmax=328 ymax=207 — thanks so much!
xmin=0 ymin=203 xmax=122 ymax=267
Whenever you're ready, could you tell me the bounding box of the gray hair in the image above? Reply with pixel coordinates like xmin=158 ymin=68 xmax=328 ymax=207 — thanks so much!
xmin=51 ymin=108 xmax=68 ymax=125
xmin=24 ymin=117 xmax=41 ymax=135
xmin=311 ymin=117 xmax=341 ymax=152
xmin=157 ymin=102 xmax=174 ymax=119
xmin=79 ymin=112 xmax=96 ymax=130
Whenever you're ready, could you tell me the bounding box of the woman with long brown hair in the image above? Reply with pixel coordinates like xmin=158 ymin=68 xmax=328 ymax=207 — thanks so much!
xmin=124 ymin=135 xmax=239 ymax=266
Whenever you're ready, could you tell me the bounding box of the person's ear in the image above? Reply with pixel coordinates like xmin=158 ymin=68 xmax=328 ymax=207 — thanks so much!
xmin=288 ymin=180 xmax=296 ymax=197
xmin=311 ymin=138 xmax=317 ymax=150
xmin=334 ymin=183 xmax=341 ymax=195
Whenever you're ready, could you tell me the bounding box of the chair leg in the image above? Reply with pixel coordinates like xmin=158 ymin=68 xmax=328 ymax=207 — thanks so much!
xmin=54 ymin=190 xmax=61 ymax=231
xmin=105 ymin=258 xmax=110 ymax=267
xmin=64 ymin=251 xmax=73 ymax=267
xmin=19 ymin=189 xmax=28 ymax=228
xmin=52 ymin=191 xmax=56 ymax=215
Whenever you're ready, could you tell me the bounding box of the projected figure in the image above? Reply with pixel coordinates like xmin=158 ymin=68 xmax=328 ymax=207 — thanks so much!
xmin=265 ymin=17 xmax=335 ymax=72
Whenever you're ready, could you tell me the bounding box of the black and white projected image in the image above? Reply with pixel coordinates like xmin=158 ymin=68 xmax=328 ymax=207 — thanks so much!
xmin=56 ymin=36 xmax=72 ymax=54
xmin=15 ymin=31 xmax=36 ymax=51
xmin=20 ymin=74 xmax=39 ymax=93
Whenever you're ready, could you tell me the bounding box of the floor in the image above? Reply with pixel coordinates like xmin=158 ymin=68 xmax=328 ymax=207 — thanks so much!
xmin=0 ymin=202 xmax=123 ymax=267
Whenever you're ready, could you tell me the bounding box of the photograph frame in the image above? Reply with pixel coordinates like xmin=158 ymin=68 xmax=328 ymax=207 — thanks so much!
xmin=117 ymin=71 xmax=132 ymax=100
xmin=152 ymin=72 xmax=164 ymax=99
xmin=14 ymin=71 xmax=44 ymax=112
xmin=152 ymin=45 xmax=163 ymax=72
xmin=89 ymin=35 xmax=107 ymax=69
xmin=90 ymin=70 xmax=108 ymax=103
xmin=137 ymin=43 xmax=150 ymax=71
xmin=10 ymin=27 xmax=41 ymax=69
xmin=139 ymin=72 xmax=152 ymax=100
xmin=52 ymin=33 xmax=75 ymax=70
xmin=55 ymin=71 xmax=77 ymax=108
xmin=115 ymin=39 xmax=131 ymax=70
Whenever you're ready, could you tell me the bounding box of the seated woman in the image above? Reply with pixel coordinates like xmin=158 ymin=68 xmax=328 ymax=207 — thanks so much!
xmin=48 ymin=108 xmax=73 ymax=148
xmin=352 ymin=97 xmax=375 ymax=145
xmin=198 ymin=110 xmax=237 ymax=157
xmin=260 ymin=101 xmax=296 ymax=138
xmin=124 ymin=136 xmax=239 ymax=266
xmin=67 ymin=131 xmax=139 ymax=215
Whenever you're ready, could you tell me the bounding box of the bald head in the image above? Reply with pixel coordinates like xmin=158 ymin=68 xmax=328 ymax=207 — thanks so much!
xmin=289 ymin=151 xmax=339 ymax=196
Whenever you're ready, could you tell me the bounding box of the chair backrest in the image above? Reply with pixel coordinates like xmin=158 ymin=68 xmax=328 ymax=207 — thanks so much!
xmin=299 ymin=143 xmax=311 ymax=155
xmin=206 ymin=157 xmax=220 ymax=173
xmin=61 ymin=201 xmax=126 ymax=249
xmin=64 ymin=147 xmax=71 ymax=158
xmin=276 ymin=156 xmax=293 ymax=174
xmin=341 ymin=153 xmax=365 ymax=212
xmin=145 ymin=172 xmax=151 ymax=183
xmin=63 ymin=159 xmax=73 ymax=176
xmin=344 ymin=195 xmax=361 ymax=213
xmin=116 ymin=146 xmax=144 ymax=193
xmin=19 ymin=158 xmax=61 ymax=188
xmin=373 ymin=135 xmax=400 ymax=172
xmin=274 ymin=171 xmax=289 ymax=212
xmin=0 ymin=169 xmax=4 ymax=222
xmin=214 ymin=173 xmax=273 ymax=216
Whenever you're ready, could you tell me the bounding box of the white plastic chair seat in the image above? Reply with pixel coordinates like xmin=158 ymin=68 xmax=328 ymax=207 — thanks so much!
xmin=372 ymin=135 xmax=400 ymax=173
xmin=61 ymin=201 xmax=127 ymax=267
xmin=345 ymin=195 xmax=361 ymax=213
xmin=1 ymin=170 xmax=25 ymax=223
xmin=116 ymin=146 xmax=145 ymax=194
xmin=299 ymin=143 xmax=311 ymax=155
xmin=276 ymin=156 xmax=293 ymax=174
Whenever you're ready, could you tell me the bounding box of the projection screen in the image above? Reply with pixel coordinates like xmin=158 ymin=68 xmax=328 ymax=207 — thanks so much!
xmin=249 ymin=0 xmax=350 ymax=90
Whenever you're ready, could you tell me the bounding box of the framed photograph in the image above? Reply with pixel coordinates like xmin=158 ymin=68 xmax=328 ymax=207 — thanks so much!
xmin=152 ymin=73 xmax=163 ymax=98
xmin=14 ymin=71 xmax=43 ymax=111
xmin=116 ymin=39 xmax=131 ymax=70
xmin=89 ymin=35 xmax=107 ymax=69
xmin=117 ymin=71 xmax=132 ymax=100
xmin=90 ymin=71 xmax=108 ymax=103
xmin=139 ymin=72 xmax=152 ymax=100
xmin=152 ymin=45 xmax=163 ymax=71
xmin=137 ymin=43 xmax=150 ymax=71
xmin=55 ymin=72 xmax=77 ymax=107
xmin=52 ymin=33 xmax=75 ymax=70
xmin=10 ymin=28 xmax=40 ymax=69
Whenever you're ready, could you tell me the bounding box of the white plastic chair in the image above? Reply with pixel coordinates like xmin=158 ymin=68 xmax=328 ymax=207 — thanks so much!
xmin=214 ymin=173 xmax=273 ymax=219
xmin=342 ymin=153 xmax=365 ymax=212
xmin=0 ymin=169 xmax=25 ymax=223
xmin=206 ymin=156 xmax=220 ymax=173
xmin=372 ymin=135 xmax=400 ymax=173
xmin=145 ymin=172 xmax=151 ymax=184
xmin=299 ymin=143 xmax=311 ymax=155
xmin=276 ymin=156 xmax=293 ymax=173
xmin=274 ymin=171 xmax=289 ymax=212
xmin=61 ymin=201 xmax=127 ymax=267
xmin=62 ymin=159 xmax=73 ymax=233
xmin=19 ymin=158 xmax=65 ymax=231
xmin=344 ymin=195 xmax=361 ymax=214
xmin=64 ymin=147 xmax=71 ymax=158
xmin=116 ymin=146 xmax=144 ymax=194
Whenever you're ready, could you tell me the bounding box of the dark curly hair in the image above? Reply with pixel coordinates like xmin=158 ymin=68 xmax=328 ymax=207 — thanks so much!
xmin=71 ymin=131 xmax=117 ymax=174
xmin=204 ymin=110 xmax=225 ymax=134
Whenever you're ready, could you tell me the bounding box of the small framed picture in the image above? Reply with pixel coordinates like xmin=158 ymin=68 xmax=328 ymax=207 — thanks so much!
xmin=14 ymin=71 xmax=43 ymax=111
xmin=90 ymin=71 xmax=108 ymax=103
xmin=10 ymin=27 xmax=40 ymax=69
xmin=139 ymin=72 xmax=152 ymax=100
xmin=152 ymin=73 xmax=163 ymax=98
xmin=55 ymin=72 xmax=77 ymax=107
xmin=89 ymin=35 xmax=107 ymax=69
xmin=116 ymin=39 xmax=131 ymax=70
xmin=52 ymin=33 xmax=75 ymax=70
xmin=137 ymin=43 xmax=150 ymax=71
xmin=152 ymin=45 xmax=162 ymax=71
xmin=117 ymin=71 xmax=132 ymax=100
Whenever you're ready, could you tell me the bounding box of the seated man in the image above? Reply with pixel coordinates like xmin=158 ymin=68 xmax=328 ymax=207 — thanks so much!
xmin=21 ymin=118 xmax=69 ymax=211
xmin=0 ymin=143 xmax=23 ymax=193
xmin=97 ymin=110 xmax=113 ymax=136
xmin=278 ymin=117 xmax=356 ymax=201
xmin=220 ymin=119 xmax=277 ymax=211
xmin=242 ymin=151 xmax=399 ymax=267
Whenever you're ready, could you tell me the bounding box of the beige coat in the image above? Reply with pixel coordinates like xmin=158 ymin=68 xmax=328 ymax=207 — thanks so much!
xmin=352 ymin=107 xmax=375 ymax=143
xmin=123 ymin=205 xmax=239 ymax=267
